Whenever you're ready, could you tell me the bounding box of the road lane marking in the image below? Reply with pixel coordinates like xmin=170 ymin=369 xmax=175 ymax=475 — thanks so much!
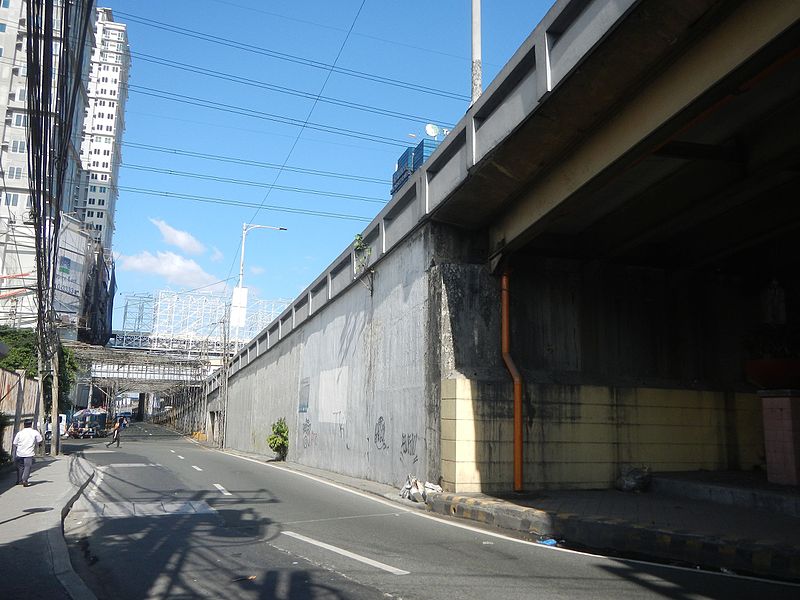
xmin=283 ymin=531 xmax=409 ymax=575
xmin=170 ymin=450 xmax=175 ymax=453
xmin=177 ymin=455 xmax=185 ymax=460
xmin=192 ymin=465 xmax=203 ymax=471
xmin=101 ymin=463 xmax=162 ymax=468
xmin=284 ymin=512 xmax=400 ymax=525
xmin=213 ymin=483 xmax=232 ymax=496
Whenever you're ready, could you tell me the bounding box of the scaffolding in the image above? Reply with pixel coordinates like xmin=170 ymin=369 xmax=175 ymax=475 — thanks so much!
xmin=112 ymin=290 xmax=289 ymax=355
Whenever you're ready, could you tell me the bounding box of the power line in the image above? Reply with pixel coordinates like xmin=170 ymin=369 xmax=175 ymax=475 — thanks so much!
xmin=117 ymin=186 xmax=373 ymax=222
xmin=121 ymin=163 xmax=387 ymax=204
xmin=128 ymin=84 xmax=412 ymax=148
xmin=131 ymin=51 xmax=455 ymax=127
xmin=113 ymin=10 xmax=470 ymax=102
xmin=206 ymin=0 xmax=474 ymax=65
xmin=122 ymin=141 xmax=387 ymax=185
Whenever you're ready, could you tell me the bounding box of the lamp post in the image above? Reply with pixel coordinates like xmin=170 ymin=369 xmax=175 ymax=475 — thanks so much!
xmin=238 ymin=223 xmax=286 ymax=289
xmin=232 ymin=223 xmax=286 ymax=347
xmin=471 ymin=0 xmax=482 ymax=104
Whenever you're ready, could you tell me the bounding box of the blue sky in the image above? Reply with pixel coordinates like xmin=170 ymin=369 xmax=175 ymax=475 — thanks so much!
xmin=104 ymin=0 xmax=552 ymax=325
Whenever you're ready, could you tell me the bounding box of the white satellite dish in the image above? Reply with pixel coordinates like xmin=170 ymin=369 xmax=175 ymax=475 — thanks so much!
xmin=424 ymin=123 xmax=440 ymax=138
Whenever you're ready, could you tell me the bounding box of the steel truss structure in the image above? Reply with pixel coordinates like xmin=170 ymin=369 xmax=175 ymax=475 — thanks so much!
xmin=65 ymin=341 xmax=208 ymax=394
xmin=112 ymin=290 xmax=289 ymax=355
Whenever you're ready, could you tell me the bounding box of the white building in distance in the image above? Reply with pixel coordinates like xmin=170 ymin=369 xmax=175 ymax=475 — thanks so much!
xmin=79 ymin=7 xmax=130 ymax=251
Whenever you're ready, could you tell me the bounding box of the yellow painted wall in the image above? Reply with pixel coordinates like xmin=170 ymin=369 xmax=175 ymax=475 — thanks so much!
xmin=441 ymin=379 xmax=764 ymax=492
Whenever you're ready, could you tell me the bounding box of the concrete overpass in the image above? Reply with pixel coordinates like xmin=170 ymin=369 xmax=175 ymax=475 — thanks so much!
xmin=208 ymin=0 xmax=800 ymax=492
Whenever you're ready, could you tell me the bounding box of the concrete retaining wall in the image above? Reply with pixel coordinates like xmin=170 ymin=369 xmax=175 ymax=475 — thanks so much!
xmin=225 ymin=226 xmax=439 ymax=486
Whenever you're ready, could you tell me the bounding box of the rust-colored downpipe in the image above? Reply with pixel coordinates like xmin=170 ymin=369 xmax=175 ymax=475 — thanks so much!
xmin=501 ymin=269 xmax=524 ymax=492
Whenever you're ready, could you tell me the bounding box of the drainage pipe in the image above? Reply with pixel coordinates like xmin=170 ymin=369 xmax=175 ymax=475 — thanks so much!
xmin=501 ymin=270 xmax=524 ymax=492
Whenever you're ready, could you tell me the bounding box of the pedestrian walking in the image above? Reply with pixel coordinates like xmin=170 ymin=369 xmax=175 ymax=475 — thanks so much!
xmin=12 ymin=419 xmax=43 ymax=487
xmin=106 ymin=417 xmax=124 ymax=448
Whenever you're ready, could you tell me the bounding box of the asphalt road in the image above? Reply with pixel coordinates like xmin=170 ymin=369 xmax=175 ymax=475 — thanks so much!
xmin=63 ymin=423 xmax=800 ymax=600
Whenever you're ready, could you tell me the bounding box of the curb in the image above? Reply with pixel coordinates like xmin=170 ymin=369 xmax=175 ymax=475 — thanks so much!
xmin=426 ymin=492 xmax=800 ymax=582
xmin=47 ymin=455 xmax=98 ymax=600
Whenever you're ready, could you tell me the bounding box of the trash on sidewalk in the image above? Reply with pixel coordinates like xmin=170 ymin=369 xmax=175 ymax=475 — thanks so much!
xmin=615 ymin=465 xmax=651 ymax=493
xmin=400 ymin=475 xmax=442 ymax=502
xmin=535 ymin=537 xmax=560 ymax=547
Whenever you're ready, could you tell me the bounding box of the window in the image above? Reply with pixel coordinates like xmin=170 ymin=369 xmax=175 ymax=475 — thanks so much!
xmin=11 ymin=140 xmax=25 ymax=153
xmin=101 ymin=174 xmax=108 ymax=181
xmin=0 ymin=24 xmax=6 ymax=32
xmin=90 ymin=173 xmax=98 ymax=180
xmin=88 ymin=198 xmax=95 ymax=205
xmin=97 ymin=199 xmax=105 ymax=206
xmin=5 ymin=193 xmax=18 ymax=206
xmin=86 ymin=210 xmax=94 ymax=217
xmin=25 ymin=196 xmax=31 ymax=208
xmin=13 ymin=113 xmax=27 ymax=127
xmin=95 ymin=224 xmax=102 ymax=230
xmin=96 ymin=211 xmax=104 ymax=218
xmin=0 ymin=48 xmax=4 ymax=58
xmin=17 ymin=88 xmax=25 ymax=102
xmin=7 ymin=166 xmax=23 ymax=179
xmin=98 ymin=186 xmax=107 ymax=193
xmin=102 ymin=162 xmax=109 ymax=168
xmin=89 ymin=185 xmax=97 ymax=192
xmin=0 ymin=1 xmax=8 ymax=10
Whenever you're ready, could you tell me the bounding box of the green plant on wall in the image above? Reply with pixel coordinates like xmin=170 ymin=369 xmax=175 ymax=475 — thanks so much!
xmin=353 ymin=234 xmax=375 ymax=294
xmin=267 ymin=417 xmax=289 ymax=461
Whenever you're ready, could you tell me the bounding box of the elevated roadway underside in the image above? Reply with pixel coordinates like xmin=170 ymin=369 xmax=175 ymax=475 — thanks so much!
xmin=432 ymin=0 xmax=800 ymax=278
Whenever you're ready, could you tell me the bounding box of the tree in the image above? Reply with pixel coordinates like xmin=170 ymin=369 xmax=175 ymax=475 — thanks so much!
xmin=0 ymin=327 xmax=78 ymax=411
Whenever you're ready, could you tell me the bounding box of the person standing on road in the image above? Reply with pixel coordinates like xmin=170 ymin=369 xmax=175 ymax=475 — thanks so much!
xmin=13 ymin=420 xmax=43 ymax=487
xmin=106 ymin=416 xmax=124 ymax=448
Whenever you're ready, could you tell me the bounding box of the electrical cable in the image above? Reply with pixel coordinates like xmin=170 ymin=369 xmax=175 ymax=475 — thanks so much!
xmin=130 ymin=51 xmax=455 ymax=127
xmin=127 ymin=84 xmax=413 ymax=148
xmin=122 ymin=141 xmax=387 ymax=184
xmin=121 ymin=164 xmax=387 ymax=204
xmin=118 ymin=186 xmax=372 ymax=223
xmin=112 ymin=10 xmax=470 ymax=102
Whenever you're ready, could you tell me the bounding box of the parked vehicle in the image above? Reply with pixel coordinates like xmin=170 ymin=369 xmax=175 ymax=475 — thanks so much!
xmin=45 ymin=413 xmax=68 ymax=441
xmin=68 ymin=408 xmax=109 ymax=438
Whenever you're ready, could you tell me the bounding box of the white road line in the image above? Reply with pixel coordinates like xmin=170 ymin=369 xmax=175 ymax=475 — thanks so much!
xmin=213 ymin=483 xmax=232 ymax=496
xmin=170 ymin=450 xmax=175 ymax=453
xmin=191 ymin=465 xmax=203 ymax=471
xmin=177 ymin=455 xmax=185 ymax=460
xmin=283 ymin=531 xmax=409 ymax=575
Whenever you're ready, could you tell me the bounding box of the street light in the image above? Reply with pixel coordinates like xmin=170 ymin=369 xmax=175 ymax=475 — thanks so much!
xmin=238 ymin=223 xmax=287 ymax=289
xmin=231 ymin=223 xmax=286 ymax=345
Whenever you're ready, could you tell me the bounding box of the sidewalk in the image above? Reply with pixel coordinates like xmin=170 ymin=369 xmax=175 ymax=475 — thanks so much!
xmin=426 ymin=484 xmax=800 ymax=582
xmin=0 ymin=455 xmax=96 ymax=599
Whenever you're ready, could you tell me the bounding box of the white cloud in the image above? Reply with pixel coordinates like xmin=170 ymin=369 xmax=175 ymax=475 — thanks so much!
xmin=249 ymin=265 xmax=265 ymax=275
xmin=210 ymin=246 xmax=224 ymax=263
xmin=149 ymin=218 xmax=205 ymax=255
xmin=118 ymin=251 xmax=220 ymax=290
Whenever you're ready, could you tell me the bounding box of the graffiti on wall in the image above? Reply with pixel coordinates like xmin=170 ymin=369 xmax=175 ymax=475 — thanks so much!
xmin=400 ymin=432 xmax=419 ymax=464
xmin=373 ymin=416 xmax=389 ymax=450
xmin=302 ymin=418 xmax=318 ymax=448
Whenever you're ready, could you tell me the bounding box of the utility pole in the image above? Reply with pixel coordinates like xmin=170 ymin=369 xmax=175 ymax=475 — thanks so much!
xmin=471 ymin=0 xmax=482 ymax=104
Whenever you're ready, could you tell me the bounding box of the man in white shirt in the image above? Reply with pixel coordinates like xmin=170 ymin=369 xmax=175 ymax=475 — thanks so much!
xmin=12 ymin=419 xmax=43 ymax=487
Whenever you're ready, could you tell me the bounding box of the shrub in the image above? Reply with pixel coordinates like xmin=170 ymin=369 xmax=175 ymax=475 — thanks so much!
xmin=267 ymin=417 xmax=289 ymax=461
